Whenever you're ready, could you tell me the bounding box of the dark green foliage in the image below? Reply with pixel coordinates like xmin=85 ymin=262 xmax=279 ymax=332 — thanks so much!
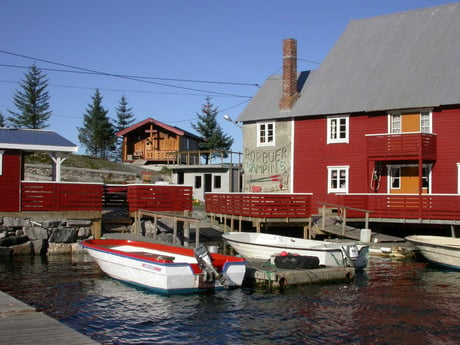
xmin=0 ymin=112 xmax=5 ymax=127
xmin=192 ymin=96 xmax=233 ymax=164
xmin=78 ymin=89 xmax=116 ymax=159
xmin=7 ymin=64 xmax=51 ymax=129
xmin=114 ymin=95 xmax=136 ymax=161
xmin=115 ymin=95 xmax=135 ymax=131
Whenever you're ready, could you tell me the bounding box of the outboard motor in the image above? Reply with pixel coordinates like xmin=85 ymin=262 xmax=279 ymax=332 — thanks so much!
xmin=343 ymin=244 xmax=359 ymax=266
xmin=194 ymin=245 xmax=227 ymax=285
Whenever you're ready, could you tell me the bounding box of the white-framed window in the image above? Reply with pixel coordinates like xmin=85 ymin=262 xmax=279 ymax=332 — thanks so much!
xmin=388 ymin=164 xmax=432 ymax=193
xmin=257 ymin=122 xmax=275 ymax=146
xmin=389 ymin=167 xmax=401 ymax=189
xmin=420 ymin=111 xmax=432 ymax=133
xmin=214 ymin=175 xmax=221 ymax=189
xmin=327 ymin=116 xmax=349 ymax=144
xmin=327 ymin=166 xmax=349 ymax=193
xmin=0 ymin=150 xmax=4 ymax=175
xmin=388 ymin=110 xmax=432 ymax=134
xmin=390 ymin=114 xmax=401 ymax=133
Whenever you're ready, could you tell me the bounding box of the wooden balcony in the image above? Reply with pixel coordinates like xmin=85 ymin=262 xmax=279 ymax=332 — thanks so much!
xmin=338 ymin=194 xmax=460 ymax=223
xmin=366 ymin=133 xmax=437 ymax=161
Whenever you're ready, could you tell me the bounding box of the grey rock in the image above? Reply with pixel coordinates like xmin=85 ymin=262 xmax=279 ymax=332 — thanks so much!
xmin=49 ymin=228 xmax=78 ymax=243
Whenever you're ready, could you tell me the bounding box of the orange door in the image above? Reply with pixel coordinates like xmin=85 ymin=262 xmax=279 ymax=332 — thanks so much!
xmin=401 ymin=113 xmax=420 ymax=133
xmin=391 ymin=166 xmax=427 ymax=194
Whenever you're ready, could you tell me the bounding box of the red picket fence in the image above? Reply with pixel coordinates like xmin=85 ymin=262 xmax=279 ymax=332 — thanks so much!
xmin=21 ymin=182 xmax=103 ymax=212
xmin=205 ymin=193 xmax=312 ymax=218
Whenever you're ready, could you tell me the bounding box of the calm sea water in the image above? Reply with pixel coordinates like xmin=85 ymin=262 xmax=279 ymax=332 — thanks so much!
xmin=0 ymin=253 xmax=459 ymax=345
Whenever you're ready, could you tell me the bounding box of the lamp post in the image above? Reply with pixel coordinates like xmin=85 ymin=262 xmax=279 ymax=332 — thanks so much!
xmin=223 ymin=114 xmax=243 ymax=192
xmin=223 ymin=114 xmax=242 ymax=128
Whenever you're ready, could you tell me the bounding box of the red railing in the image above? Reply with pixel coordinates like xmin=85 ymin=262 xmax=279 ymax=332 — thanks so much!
xmin=127 ymin=185 xmax=193 ymax=213
xmin=338 ymin=194 xmax=460 ymax=221
xmin=21 ymin=182 xmax=103 ymax=212
xmin=205 ymin=193 xmax=312 ymax=218
xmin=366 ymin=133 xmax=437 ymax=160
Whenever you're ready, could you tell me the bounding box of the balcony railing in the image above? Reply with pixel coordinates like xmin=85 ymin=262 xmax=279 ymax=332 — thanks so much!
xmin=366 ymin=133 xmax=437 ymax=161
xmin=206 ymin=193 xmax=312 ymax=218
xmin=338 ymin=193 xmax=460 ymax=222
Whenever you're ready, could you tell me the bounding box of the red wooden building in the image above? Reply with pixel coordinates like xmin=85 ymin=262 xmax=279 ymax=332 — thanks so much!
xmin=212 ymin=4 xmax=460 ymax=231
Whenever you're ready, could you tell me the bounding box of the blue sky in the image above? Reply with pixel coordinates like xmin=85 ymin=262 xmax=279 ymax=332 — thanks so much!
xmin=0 ymin=0 xmax=456 ymax=154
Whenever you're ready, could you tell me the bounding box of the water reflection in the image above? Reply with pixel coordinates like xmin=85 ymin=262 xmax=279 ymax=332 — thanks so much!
xmin=0 ymin=255 xmax=459 ymax=344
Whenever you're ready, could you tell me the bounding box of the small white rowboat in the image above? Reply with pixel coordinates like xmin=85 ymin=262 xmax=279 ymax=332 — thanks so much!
xmin=222 ymin=232 xmax=368 ymax=269
xmin=81 ymin=239 xmax=247 ymax=294
xmin=405 ymin=235 xmax=460 ymax=270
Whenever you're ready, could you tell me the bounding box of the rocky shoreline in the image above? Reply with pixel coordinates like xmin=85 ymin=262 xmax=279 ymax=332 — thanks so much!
xmin=0 ymin=216 xmax=94 ymax=256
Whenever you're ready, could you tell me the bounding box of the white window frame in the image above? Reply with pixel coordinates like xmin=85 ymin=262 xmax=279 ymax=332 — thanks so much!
xmin=457 ymin=163 xmax=460 ymax=194
xmin=387 ymin=164 xmax=432 ymax=193
xmin=389 ymin=166 xmax=401 ymax=190
xmin=327 ymin=116 xmax=349 ymax=144
xmin=0 ymin=150 xmax=4 ymax=175
xmin=388 ymin=110 xmax=432 ymax=134
xmin=257 ymin=122 xmax=275 ymax=147
xmin=327 ymin=166 xmax=349 ymax=193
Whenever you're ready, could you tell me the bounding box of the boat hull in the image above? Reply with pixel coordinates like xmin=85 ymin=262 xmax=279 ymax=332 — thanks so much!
xmin=223 ymin=232 xmax=368 ymax=269
xmin=81 ymin=239 xmax=247 ymax=294
xmin=405 ymin=235 xmax=460 ymax=270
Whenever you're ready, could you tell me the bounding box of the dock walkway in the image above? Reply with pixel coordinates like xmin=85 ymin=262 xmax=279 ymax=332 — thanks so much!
xmin=0 ymin=291 xmax=98 ymax=345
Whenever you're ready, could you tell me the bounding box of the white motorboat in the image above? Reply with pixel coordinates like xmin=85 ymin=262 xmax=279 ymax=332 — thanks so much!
xmin=222 ymin=232 xmax=368 ymax=269
xmin=405 ymin=235 xmax=460 ymax=270
xmin=81 ymin=239 xmax=247 ymax=294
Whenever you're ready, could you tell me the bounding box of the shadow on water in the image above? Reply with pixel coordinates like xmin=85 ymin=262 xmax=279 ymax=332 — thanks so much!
xmin=0 ymin=254 xmax=459 ymax=344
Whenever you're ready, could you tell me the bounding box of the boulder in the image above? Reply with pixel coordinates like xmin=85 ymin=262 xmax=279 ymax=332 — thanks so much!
xmin=10 ymin=242 xmax=33 ymax=256
xmin=0 ymin=235 xmax=29 ymax=247
xmin=23 ymin=226 xmax=49 ymax=241
xmin=49 ymin=228 xmax=78 ymax=243
xmin=47 ymin=242 xmax=72 ymax=255
xmin=77 ymin=227 xmax=92 ymax=239
xmin=2 ymin=217 xmax=30 ymax=228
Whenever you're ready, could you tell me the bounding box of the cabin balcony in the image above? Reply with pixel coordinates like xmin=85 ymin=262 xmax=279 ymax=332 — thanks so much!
xmin=128 ymin=150 xmax=176 ymax=162
xmin=366 ymin=133 xmax=437 ymax=161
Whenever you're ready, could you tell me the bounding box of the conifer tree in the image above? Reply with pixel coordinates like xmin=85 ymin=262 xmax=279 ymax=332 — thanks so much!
xmin=114 ymin=95 xmax=135 ymax=161
xmin=0 ymin=112 xmax=5 ymax=127
xmin=192 ymin=96 xmax=233 ymax=164
xmin=78 ymin=89 xmax=115 ymax=159
xmin=8 ymin=64 xmax=51 ymax=129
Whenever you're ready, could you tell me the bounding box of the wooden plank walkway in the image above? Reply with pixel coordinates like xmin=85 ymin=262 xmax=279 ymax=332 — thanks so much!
xmin=319 ymin=223 xmax=405 ymax=242
xmin=0 ymin=291 xmax=98 ymax=345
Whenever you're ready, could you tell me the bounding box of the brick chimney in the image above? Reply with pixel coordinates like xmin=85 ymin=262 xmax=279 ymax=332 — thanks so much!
xmin=279 ymin=38 xmax=299 ymax=111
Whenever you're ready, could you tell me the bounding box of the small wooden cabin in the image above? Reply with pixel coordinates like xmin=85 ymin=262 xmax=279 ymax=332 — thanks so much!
xmin=117 ymin=118 xmax=202 ymax=164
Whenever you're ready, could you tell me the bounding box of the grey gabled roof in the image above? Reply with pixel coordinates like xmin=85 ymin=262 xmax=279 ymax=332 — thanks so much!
xmin=239 ymin=3 xmax=460 ymax=122
xmin=0 ymin=128 xmax=78 ymax=152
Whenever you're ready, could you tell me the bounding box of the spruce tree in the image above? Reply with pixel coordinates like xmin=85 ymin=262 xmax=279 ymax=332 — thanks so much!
xmin=78 ymin=89 xmax=115 ymax=159
xmin=0 ymin=112 xmax=5 ymax=127
xmin=8 ymin=64 xmax=51 ymax=129
xmin=114 ymin=95 xmax=136 ymax=161
xmin=192 ymin=96 xmax=233 ymax=164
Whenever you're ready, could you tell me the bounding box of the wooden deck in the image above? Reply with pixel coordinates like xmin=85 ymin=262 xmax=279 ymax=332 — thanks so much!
xmin=0 ymin=291 xmax=98 ymax=345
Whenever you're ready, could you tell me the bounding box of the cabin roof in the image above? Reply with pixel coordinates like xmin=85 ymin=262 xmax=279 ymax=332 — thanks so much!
xmin=239 ymin=3 xmax=460 ymax=122
xmin=117 ymin=117 xmax=202 ymax=141
xmin=0 ymin=128 xmax=78 ymax=152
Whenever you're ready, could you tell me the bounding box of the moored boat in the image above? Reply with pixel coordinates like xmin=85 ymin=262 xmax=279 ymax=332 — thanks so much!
xmin=405 ymin=235 xmax=460 ymax=270
xmin=222 ymin=232 xmax=369 ymax=269
xmin=81 ymin=239 xmax=247 ymax=294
